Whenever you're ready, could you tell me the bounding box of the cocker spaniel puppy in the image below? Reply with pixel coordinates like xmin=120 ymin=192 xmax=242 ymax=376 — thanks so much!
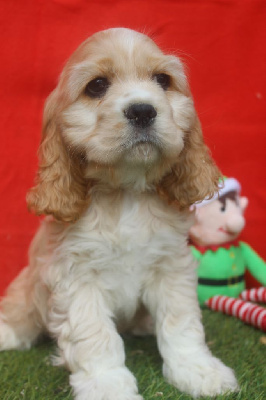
xmin=0 ymin=28 xmax=238 ymax=399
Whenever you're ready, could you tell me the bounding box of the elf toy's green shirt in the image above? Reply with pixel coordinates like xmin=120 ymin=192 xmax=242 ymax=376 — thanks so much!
xmin=191 ymin=241 xmax=266 ymax=306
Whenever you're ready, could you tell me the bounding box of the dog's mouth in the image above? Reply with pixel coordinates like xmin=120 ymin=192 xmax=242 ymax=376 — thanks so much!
xmin=128 ymin=127 xmax=161 ymax=147
xmin=131 ymin=136 xmax=159 ymax=147
xmin=122 ymin=130 xmax=161 ymax=164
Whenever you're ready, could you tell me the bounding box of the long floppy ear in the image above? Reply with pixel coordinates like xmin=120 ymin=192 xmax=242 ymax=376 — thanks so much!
xmin=27 ymin=91 xmax=89 ymax=223
xmin=158 ymin=116 xmax=221 ymax=209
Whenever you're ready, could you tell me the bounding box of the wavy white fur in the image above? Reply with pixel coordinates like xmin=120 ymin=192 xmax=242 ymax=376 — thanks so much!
xmin=0 ymin=28 xmax=238 ymax=399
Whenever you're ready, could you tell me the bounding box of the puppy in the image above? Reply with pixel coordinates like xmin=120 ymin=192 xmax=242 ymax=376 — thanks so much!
xmin=0 ymin=28 xmax=238 ymax=399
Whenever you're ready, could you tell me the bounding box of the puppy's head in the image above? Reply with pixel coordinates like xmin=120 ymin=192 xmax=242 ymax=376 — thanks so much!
xmin=27 ymin=28 xmax=221 ymax=222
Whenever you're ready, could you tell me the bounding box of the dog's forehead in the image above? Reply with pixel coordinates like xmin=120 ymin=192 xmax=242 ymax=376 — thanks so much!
xmin=59 ymin=29 xmax=186 ymax=101
xmin=70 ymin=28 xmax=166 ymax=73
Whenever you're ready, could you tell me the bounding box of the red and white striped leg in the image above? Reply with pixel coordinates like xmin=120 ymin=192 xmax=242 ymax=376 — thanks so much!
xmin=239 ymin=287 xmax=266 ymax=303
xmin=205 ymin=295 xmax=266 ymax=332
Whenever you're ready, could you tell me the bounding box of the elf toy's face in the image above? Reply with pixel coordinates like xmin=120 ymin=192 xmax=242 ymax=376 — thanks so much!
xmin=189 ymin=195 xmax=248 ymax=246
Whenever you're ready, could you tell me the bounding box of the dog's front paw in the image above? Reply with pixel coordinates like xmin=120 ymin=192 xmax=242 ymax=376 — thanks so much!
xmin=163 ymin=354 xmax=239 ymax=398
xmin=70 ymin=367 xmax=143 ymax=400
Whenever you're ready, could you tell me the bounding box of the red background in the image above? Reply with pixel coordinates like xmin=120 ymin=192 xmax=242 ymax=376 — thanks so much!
xmin=0 ymin=0 xmax=265 ymax=295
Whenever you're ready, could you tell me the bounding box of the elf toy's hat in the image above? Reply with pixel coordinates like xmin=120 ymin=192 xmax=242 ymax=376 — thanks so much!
xmin=195 ymin=177 xmax=241 ymax=208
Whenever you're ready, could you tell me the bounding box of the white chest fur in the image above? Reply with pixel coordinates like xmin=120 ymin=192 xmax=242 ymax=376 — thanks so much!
xmin=47 ymin=189 xmax=194 ymax=322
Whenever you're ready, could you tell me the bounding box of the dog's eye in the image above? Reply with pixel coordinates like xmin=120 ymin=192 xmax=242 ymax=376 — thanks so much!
xmin=85 ymin=77 xmax=110 ymax=98
xmin=153 ymin=73 xmax=171 ymax=90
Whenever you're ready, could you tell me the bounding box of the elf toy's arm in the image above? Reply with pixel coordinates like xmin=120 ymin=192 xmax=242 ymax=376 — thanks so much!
xmin=240 ymin=242 xmax=266 ymax=285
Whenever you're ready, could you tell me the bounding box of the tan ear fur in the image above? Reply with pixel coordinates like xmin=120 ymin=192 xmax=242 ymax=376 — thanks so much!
xmin=27 ymin=92 xmax=89 ymax=223
xmin=158 ymin=117 xmax=221 ymax=209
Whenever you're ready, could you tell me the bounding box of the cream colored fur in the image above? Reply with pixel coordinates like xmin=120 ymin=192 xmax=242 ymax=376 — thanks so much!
xmin=0 ymin=28 xmax=238 ymax=399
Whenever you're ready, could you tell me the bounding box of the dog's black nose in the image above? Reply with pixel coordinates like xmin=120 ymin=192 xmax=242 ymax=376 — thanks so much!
xmin=124 ymin=103 xmax=157 ymax=128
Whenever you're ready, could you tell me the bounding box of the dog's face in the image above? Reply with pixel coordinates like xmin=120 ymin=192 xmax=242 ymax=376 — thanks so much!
xmin=27 ymin=28 xmax=221 ymax=222
xmin=60 ymin=29 xmax=192 ymax=173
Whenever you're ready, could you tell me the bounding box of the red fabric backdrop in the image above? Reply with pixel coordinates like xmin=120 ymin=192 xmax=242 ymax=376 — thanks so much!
xmin=0 ymin=0 xmax=265 ymax=295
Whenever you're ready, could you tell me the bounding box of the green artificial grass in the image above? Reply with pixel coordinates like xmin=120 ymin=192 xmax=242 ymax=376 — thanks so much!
xmin=0 ymin=310 xmax=265 ymax=400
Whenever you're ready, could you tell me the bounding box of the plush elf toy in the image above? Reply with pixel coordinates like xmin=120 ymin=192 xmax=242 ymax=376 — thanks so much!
xmin=189 ymin=177 xmax=266 ymax=331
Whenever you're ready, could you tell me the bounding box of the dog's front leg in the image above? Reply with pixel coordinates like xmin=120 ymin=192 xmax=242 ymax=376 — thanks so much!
xmin=143 ymin=258 xmax=239 ymax=398
xmin=48 ymin=284 xmax=142 ymax=400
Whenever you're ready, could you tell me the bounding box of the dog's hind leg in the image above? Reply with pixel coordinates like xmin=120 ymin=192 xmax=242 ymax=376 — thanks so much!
xmin=0 ymin=266 xmax=43 ymax=350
